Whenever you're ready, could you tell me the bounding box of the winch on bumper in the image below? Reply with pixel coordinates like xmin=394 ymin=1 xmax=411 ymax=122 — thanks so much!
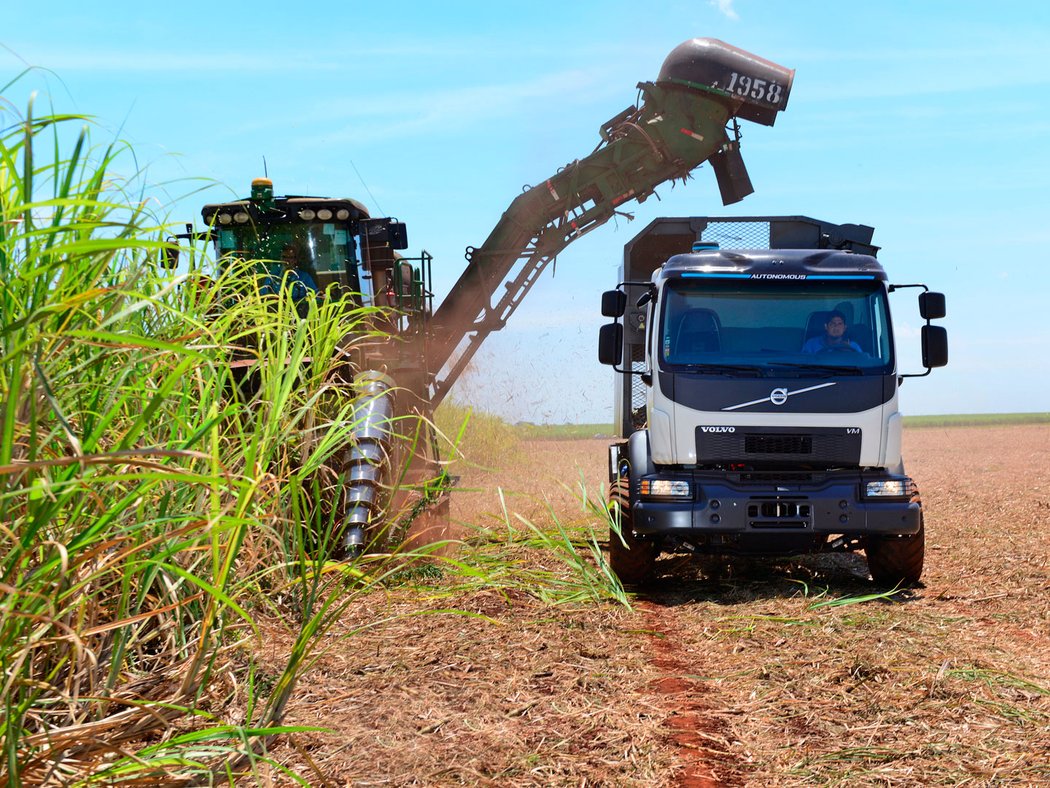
xmin=630 ymin=472 xmax=921 ymax=537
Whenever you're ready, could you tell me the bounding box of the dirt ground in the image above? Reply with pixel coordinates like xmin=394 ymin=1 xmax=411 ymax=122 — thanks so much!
xmin=256 ymin=425 xmax=1050 ymax=786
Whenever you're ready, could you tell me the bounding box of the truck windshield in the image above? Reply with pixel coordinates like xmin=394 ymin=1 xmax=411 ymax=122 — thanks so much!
xmin=658 ymin=278 xmax=893 ymax=374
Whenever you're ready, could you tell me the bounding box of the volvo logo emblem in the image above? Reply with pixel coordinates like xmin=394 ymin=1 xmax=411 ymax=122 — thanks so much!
xmin=770 ymin=388 xmax=789 ymax=406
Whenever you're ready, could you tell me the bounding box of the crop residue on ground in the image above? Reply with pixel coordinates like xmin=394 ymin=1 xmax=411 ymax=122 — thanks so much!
xmin=258 ymin=425 xmax=1049 ymax=785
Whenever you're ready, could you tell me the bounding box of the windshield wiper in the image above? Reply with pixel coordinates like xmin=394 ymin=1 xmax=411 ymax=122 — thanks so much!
xmin=677 ymin=363 xmax=765 ymax=377
xmin=767 ymin=362 xmax=864 ymax=376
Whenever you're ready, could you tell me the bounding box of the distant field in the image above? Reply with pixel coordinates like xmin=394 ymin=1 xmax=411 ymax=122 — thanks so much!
xmin=514 ymin=413 xmax=1050 ymax=439
xmin=902 ymin=412 xmax=1050 ymax=428
xmin=514 ymin=423 xmax=615 ymax=439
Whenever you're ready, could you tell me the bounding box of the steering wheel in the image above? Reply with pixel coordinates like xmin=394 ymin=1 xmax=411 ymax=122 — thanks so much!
xmin=819 ymin=344 xmax=862 ymax=353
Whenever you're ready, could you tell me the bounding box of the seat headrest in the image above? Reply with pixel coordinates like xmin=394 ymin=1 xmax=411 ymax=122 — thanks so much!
xmin=679 ymin=308 xmax=720 ymax=334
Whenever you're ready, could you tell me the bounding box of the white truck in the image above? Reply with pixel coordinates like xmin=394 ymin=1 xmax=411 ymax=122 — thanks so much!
xmin=597 ymin=216 xmax=948 ymax=586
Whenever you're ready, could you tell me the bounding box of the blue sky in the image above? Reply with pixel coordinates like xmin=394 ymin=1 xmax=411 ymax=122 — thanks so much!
xmin=4 ymin=1 xmax=1049 ymax=422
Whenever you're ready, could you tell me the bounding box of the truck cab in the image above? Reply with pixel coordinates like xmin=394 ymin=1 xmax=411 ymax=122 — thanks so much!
xmin=598 ymin=216 xmax=948 ymax=586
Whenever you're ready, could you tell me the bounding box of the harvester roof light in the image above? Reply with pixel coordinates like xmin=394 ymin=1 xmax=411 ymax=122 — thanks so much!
xmin=233 ymin=211 xmax=250 ymax=224
xmin=299 ymin=209 xmax=316 ymax=221
xmin=217 ymin=213 xmax=232 ymax=225
xmin=317 ymin=208 xmax=333 ymax=221
xmin=336 ymin=209 xmax=350 ymax=221
xmin=251 ymin=177 xmax=273 ymax=187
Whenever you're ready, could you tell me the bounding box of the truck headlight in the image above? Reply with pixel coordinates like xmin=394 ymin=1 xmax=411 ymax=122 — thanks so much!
xmin=864 ymin=479 xmax=915 ymax=499
xmin=640 ymin=479 xmax=691 ymax=499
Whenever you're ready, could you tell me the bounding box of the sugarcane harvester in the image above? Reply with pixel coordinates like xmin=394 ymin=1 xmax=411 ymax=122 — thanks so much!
xmin=178 ymin=39 xmax=794 ymax=553
xmin=192 ymin=186 xmax=436 ymax=554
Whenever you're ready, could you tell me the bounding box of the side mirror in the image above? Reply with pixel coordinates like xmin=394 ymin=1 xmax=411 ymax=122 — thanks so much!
xmin=919 ymin=291 xmax=946 ymax=320
xmin=364 ymin=219 xmax=409 ymax=250
xmin=601 ymin=289 xmax=626 ymax=318
xmin=162 ymin=242 xmax=180 ymax=270
xmin=598 ymin=323 xmax=623 ymax=366
xmin=921 ymin=325 xmax=948 ymax=368
xmin=387 ymin=222 xmax=409 ymax=250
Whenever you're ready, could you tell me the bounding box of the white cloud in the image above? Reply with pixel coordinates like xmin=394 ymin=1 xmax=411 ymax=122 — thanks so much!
xmin=0 ymin=47 xmax=338 ymax=73
xmin=709 ymin=0 xmax=739 ymax=21
xmin=297 ymin=68 xmax=609 ymax=147
xmin=0 ymin=37 xmax=647 ymax=76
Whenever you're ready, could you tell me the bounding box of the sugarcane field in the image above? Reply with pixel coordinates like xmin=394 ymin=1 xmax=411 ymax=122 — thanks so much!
xmin=3 ymin=3 xmax=1050 ymax=786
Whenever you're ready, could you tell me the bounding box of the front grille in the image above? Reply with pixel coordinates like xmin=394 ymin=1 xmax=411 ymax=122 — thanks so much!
xmin=697 ymin=426 xmax=862 ymax=466
xmin=745 ymin=434 xmax=811 ymax=454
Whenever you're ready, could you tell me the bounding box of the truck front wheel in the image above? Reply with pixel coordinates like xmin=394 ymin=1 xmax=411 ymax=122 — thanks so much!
xmin=608 ymin=482 xmax=658 ymax=586
xmin=865 ymin=503 xmax=925 ymax=587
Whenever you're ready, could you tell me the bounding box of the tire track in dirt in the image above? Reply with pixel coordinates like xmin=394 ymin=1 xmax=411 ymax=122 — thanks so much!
xmin=640 ymin=600 xmax=741 ymax=787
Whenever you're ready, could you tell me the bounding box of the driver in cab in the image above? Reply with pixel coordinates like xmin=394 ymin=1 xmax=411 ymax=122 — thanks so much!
xmin=802 ymin=310 xmax=863 ymax=353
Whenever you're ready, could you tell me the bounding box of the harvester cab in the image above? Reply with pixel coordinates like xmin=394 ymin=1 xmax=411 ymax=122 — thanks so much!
xmin=198 ymin=177 xmax=426 ymax=321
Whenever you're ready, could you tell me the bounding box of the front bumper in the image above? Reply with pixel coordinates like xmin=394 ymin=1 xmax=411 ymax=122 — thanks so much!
xmin=632 ymin=473 xmax=920 ymax=539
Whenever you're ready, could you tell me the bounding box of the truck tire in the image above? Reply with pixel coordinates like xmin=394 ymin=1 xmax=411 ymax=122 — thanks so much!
xmin=866 ymin=502 xmax=925 ymax=587
xmin=608 ymin=482 xmax=658 ymax=586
